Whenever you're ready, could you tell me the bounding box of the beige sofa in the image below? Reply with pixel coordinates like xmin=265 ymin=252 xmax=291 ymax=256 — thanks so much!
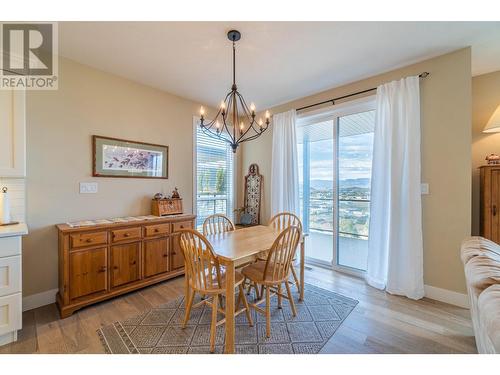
xmin=461 ymin=237 xmax=500 ymax=354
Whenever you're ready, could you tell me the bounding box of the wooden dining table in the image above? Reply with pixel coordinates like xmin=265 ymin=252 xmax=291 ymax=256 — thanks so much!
xmin=197 ymin=225 xmax=305 ymax=354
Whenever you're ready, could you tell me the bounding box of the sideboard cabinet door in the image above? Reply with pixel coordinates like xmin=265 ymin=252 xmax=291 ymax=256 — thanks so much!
xmin=110 ymin=242 xmax=141 ymax=288
xmin=143 ymin=238 xmax=169 ymax=278
xmin=69 ymin=247 xmax=108 ymax=300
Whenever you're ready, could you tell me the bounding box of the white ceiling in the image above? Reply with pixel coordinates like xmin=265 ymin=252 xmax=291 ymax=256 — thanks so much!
xmin=59 ymin=22 xmax=500 ymax=109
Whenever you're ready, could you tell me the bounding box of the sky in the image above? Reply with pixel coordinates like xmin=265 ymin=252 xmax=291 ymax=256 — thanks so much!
xmin=298 ymin=132 xmax=374 ymax=184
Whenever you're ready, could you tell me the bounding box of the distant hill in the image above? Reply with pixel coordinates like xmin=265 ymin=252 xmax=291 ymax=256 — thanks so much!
xmin=310 ymin=178 xmax=370 ymax=190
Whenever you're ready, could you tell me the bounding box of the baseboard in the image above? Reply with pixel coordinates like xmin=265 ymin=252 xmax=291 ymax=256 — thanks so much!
xmin=22 ymin=288 xmax=58 ymax=312
xmin=424 ymin=284 xmax=470 ymax=309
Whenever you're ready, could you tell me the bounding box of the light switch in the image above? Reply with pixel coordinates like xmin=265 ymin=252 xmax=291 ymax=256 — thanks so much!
xmin=80 ymin=182 xmax=98 ymax=194
xmin=420 ymin=183 xmax=429 ymax=195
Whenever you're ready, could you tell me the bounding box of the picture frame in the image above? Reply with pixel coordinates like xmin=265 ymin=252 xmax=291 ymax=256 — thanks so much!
xmin=92 ymin=135 xmax=168 ymax=179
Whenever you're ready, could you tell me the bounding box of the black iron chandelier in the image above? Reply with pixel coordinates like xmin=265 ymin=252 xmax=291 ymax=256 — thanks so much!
xmin=199 ymin=30 xmax=271 ymax=153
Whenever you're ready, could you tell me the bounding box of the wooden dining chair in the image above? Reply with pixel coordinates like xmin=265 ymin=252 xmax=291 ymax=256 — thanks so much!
xmin=178 ymin=229 xmax=253 ymax=352
xmin=241 ymin=225 xmax=302 ymax=337
xmin=202 ymin=213 xmax=235 ymax=236
xmin=248 ymin=212 xmax=303 ymax=298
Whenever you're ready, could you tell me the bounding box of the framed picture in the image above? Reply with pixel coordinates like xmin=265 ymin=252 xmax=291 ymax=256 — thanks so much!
xmin=92 ymin=135 xmax=168 ymax=179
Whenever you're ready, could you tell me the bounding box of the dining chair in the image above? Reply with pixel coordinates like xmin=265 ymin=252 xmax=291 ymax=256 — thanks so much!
xmin=202 ymin=213 xmax=235 ymax=236
xmin=248 ymin=212 xmax=303 ymax=298
xmin=241 ymin=225 xmax=302 ymax=338
xmin=178 ymin=229 xmax=253 ymax=352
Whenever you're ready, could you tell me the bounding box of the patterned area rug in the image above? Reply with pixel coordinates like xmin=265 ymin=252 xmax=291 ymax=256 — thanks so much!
xmin=97 ymin=283 xmax=358 ymax=354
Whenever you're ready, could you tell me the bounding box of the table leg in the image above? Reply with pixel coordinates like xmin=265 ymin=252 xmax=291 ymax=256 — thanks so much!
xmin=224 ymin=260 xmax=235 ymax=354
xmin=299 ymin=239 xmax=305 ymax=301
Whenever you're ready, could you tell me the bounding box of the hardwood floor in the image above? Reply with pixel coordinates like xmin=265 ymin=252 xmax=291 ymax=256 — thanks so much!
xmin=0 ymin=266 xmax=477 ymax=354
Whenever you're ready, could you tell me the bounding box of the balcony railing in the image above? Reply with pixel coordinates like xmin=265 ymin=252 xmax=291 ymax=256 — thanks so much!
xmin=301 ymin=197 xmax=370 ymax=239
xmin=196 ymin=194 xmax=229 ymax=227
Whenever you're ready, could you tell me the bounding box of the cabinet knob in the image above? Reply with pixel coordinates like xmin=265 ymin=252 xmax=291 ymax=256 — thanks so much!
xmin=130 ymin=261 xmax=136 ymax=265
xmin=163 ymin=254 xmax=168 ymax=258
xmin=124 ymin=233 xmax=130 ymax=237
xmin=494 ymin=205 xmax=497 ymax=216
xmin=154 ymin=228 xmax=160 ymax=233
xmin=86 ymin=238 xmax=92 ymax=243
xmin=98 ymin=266 xmax=107 ymax=273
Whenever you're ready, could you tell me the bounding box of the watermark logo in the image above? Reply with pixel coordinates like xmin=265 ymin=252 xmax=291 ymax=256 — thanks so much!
xmin=0 ymin=22 xmax=58 ymax=90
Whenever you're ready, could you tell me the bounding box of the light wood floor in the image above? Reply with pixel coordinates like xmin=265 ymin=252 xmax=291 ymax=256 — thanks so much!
xmin=0 ymin=266 xmax=477 ymax=354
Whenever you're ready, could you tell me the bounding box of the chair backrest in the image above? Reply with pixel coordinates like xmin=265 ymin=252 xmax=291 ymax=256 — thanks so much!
xmin=263 ymin=225 xmax=301 ymax=283
xmin=269 ymin=212 xmax=302 ymax=233
xmin=203 ymin=214 xmax=235 ymax=236
xmin=178 ymin=229 xmax=223 ymax=293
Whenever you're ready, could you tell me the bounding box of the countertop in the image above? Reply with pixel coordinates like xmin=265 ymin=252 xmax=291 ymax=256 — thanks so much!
xmin=0 ymin=222 xmax=28 ymax=238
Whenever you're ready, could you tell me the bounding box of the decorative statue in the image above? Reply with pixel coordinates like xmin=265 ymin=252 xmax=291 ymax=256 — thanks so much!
xmin=172 ymin=187 xmax=180 ymax=199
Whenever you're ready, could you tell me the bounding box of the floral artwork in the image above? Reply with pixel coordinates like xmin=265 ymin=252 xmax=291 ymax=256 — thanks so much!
xmin=102 ymin=145 xmax=163 ymax=174
xmin=93 ymin=135 xmax=168 ymax=178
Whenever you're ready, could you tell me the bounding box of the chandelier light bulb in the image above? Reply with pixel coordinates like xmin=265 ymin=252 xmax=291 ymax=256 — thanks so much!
xmin=250 ymin=103 xmax=256 ymax=113
xmin=265 ymin=110 xmax=270 ymax=119
xmin=199 ymin=106 xmax=205 ymax=116
xmin=220 ymin=101 xmax=226 ymax=110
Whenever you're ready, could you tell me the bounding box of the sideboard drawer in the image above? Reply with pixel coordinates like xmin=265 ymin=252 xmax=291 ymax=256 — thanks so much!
xmin=111 ymin=227 xmax=142 ymax=243
xmin=144 ymin=223 xmax=171 ymax=237
xmin=0 ymin=293 xmax=21 ymax=336
xmin=172 ymin=220 xmax=193 ymax=232
xmin=0 ymin=255 xmax=21 ymax=297
xmin=70 ymin=231 xmax=108 ymax=249
xmin=0 ymin=236 xmax=22 ymax=258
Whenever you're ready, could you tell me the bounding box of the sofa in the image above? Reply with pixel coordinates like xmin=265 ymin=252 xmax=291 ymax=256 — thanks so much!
xmin=461 ymin=236 xmax=500 ymax=354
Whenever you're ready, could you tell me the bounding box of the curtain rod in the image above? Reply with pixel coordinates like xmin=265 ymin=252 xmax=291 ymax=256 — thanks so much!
xmin=296 ymin=72 xmax=430 ymax=112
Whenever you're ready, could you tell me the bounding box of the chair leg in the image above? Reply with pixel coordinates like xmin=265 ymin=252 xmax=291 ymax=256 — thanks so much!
xmin=265 ymin=286 xmax=271 ymax=338
xmin=260 ymin=285 xmax=265 ymax=301
xmin=239 ymin=284 xmax=254 ymax=327
xmin=183 ymin=289 xmax=195 ymax=328
xmin=285 ymin=281 xmax=297 ymax=317
xmin=210 ymin=294 xmax=219 ymax=353
xmin=277 ymin=283 xmax=282 ymax=309
xmin=218 ymin=295 xmax=224 ymax=310
xmin=291 ymin=266 xmax=301 ymax=293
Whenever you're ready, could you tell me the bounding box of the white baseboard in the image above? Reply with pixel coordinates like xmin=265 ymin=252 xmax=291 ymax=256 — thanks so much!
xmin=22 ymin=288 xmax=58 ymax=312
xmin=424 ymin=284 xmax=470 ymax=309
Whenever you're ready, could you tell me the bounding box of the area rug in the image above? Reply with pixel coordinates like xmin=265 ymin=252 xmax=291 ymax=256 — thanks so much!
xmin=97 ymin=283 xmax=358 ymax=354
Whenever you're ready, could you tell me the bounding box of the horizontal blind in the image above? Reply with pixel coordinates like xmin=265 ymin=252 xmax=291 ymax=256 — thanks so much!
xmin=195 ymin=126 xmax=234 ymax=229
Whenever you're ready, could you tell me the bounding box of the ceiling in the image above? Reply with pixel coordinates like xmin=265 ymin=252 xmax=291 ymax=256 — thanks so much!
xmin=59 ymin=22 xmax=500 ymax=109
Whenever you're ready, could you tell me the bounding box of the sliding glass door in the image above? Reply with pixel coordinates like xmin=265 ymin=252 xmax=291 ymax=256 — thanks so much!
xmin=297 ymin=99 xmax=375 ymax=273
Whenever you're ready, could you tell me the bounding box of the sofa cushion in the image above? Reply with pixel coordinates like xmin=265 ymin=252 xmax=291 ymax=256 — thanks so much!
xmin=461 ymin=236 xmax=500 ymax=264
xmin=465 ymin=255 xmax=500 ymax=292
xmin=478 ymin=284 xmax=500 ymax=353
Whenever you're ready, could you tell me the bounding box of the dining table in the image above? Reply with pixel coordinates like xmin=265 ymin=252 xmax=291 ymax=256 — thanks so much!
xmin=194 ymin=224 xmax=306 ymax=354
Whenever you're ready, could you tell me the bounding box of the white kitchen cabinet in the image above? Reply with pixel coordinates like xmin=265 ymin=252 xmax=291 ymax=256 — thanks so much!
xmin=0 ymin=89 xmax=26 ymax=177
xmin=0 ymin=223 xmax=27 ymax=347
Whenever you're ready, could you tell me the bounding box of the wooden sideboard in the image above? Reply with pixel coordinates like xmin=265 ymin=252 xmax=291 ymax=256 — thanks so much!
xmin=56 ymin=214 xmax=195 ymax=318
xmin=480 ymin=165 xmax=500 ymax=243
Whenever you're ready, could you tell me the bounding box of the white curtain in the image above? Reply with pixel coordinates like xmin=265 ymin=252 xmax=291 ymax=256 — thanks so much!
xmin=271 ymin=109 xmax=300 ymax=216
xmin=366 ymin=76 xmax=424 ymax=300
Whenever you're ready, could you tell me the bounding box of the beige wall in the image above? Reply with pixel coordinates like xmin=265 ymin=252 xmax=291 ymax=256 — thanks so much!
xmin=471 ymin=71 xmax=500 ymax=235
xmin=23 ymin=57 xmax=209 ymax=297
xmin=242 ymin=48 xmax=472 ymax=294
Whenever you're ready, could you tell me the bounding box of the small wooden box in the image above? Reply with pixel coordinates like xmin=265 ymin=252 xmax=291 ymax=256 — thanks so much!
xmin=152 ymin=198 xmax=183 ymax=216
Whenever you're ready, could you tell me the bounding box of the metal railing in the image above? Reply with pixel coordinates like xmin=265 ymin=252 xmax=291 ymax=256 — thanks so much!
xmin=303 ymin=196 xmax=370 ymax=239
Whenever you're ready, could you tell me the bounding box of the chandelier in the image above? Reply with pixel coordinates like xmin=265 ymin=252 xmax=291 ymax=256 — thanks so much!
xmin=199 ymin=30 xmax=271 ymax=153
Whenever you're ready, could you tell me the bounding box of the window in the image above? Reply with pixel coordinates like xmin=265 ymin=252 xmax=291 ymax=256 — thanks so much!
xmin=297 ymin=98 xmax=375 ymax=273
xmin=194 ymin=122 xmax=234 ymax=229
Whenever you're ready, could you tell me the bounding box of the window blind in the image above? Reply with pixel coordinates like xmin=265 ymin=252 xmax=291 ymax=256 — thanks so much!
xmin=195 ymin=126 xmax=234 ymax=229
